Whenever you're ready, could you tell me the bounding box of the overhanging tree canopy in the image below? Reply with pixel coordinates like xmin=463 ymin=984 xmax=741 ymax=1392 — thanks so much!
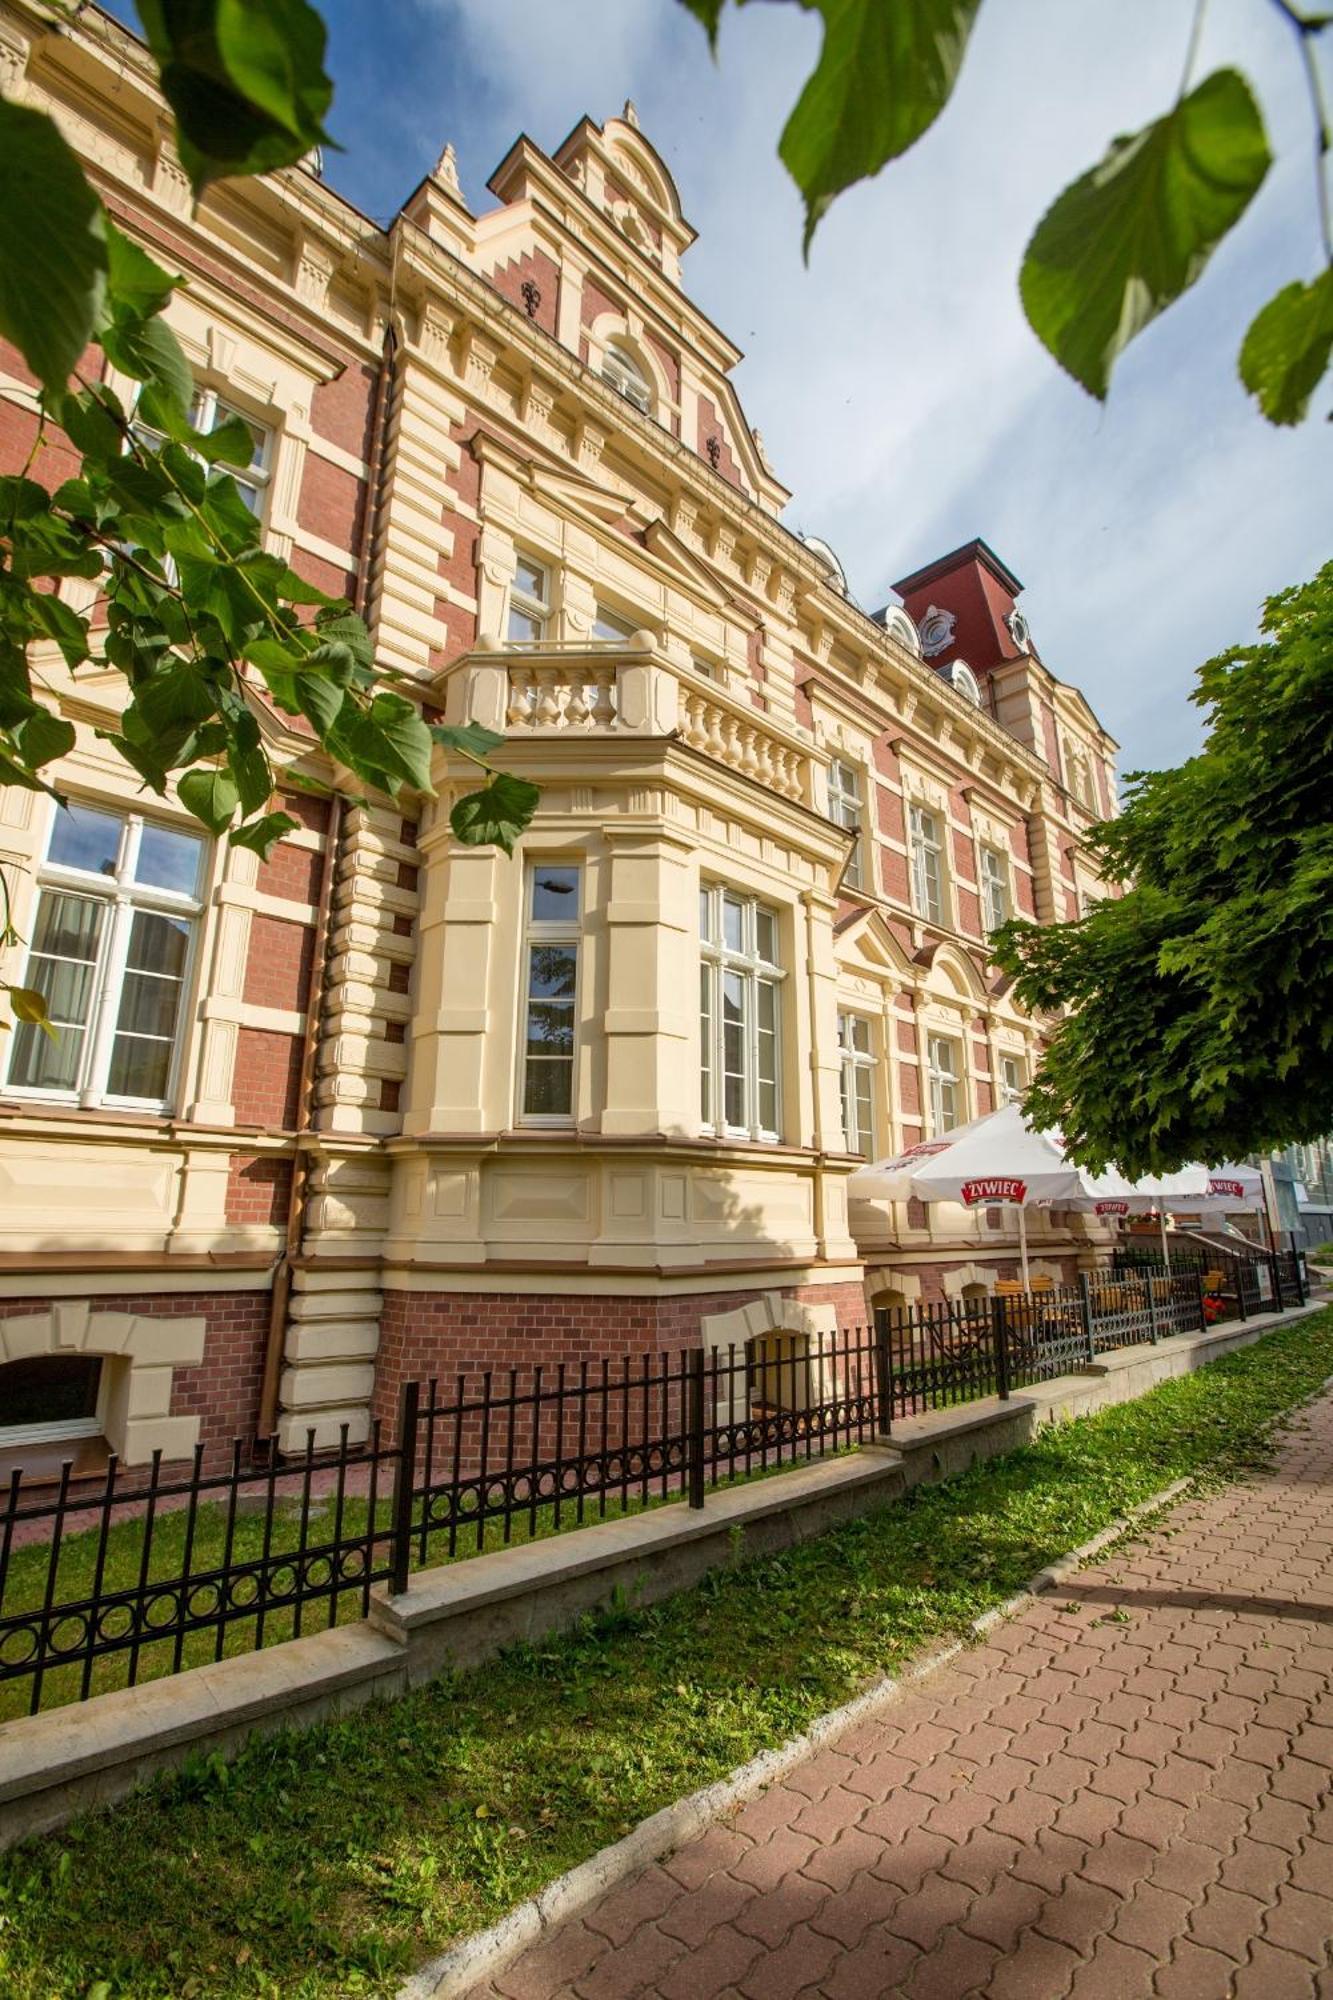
xmin=993 ymin=562 xmax=1333 ymax=1175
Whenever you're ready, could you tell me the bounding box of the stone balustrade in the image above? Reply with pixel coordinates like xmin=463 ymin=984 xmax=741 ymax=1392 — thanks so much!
xmin=439 ymin=646 xmax=812 ymax=808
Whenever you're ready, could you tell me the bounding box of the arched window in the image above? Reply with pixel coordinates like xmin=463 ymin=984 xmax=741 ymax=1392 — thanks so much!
xmin=601 ymin=340 xmax=653 ymax=416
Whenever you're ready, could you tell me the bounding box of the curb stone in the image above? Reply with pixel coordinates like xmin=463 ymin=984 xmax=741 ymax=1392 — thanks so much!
xmin=397 ymin=1475 xmax=1195 ymax=2000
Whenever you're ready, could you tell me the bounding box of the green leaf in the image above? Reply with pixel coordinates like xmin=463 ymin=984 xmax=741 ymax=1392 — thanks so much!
xmin=313 ymin=607 xmax=373 ymax=670
xmin=1238 ymin=270 xmax=1333 ymax=426
xmin=0 ymin=101 xmax=108 ymax=392
xmin=137 ymin=0 xmax=336 ymax=193
xmin=178 ymin=764 xmax=239 ymax=833
xmin=366 ymin=691 xmax=434 ymax=791
xmin=231 ymin=741 xmax=274 ymax=817
xmin=294 ymin=672 xmax=345 ymax=736
xmin=104 ymin=217 xmax=181 ymax=318
xmin=228 ymin=810 xmax=299 ymax=858
xmin=133 ymin=660 xmax=219 ymax=737
xmin=100 ymin=312 xmax=194 ymax=414
xmin=677 ymin=0 xmax=725 ymax=47
xmin=450 ymin=772 xmax=541 ymax=855
xmin=431 ymin=721 xmax=506 ymax=760
xmin=9 ymin=986 xmax=56 ymax=1039
xmin=12 ymin=707 xmax=75 ymax=770
xmin=27 ymin=592 xmax=90 ymax=671
xmin=194 ymin=414 xmax=255 ymax=467
xmin=779 ymin=0 xmax=981 ymax=251
xmin=1020 ymin=69 xmax=1272 ymax=400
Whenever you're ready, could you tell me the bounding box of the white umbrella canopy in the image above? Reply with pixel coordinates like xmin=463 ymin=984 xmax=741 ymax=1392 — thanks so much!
xmin=848 ymin=1103 xmax=1085 ymax=1285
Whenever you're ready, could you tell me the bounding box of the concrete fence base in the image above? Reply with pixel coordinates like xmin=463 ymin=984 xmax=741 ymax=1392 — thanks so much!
xmin=0 ymin=1304 xmax=1318 ymax=1852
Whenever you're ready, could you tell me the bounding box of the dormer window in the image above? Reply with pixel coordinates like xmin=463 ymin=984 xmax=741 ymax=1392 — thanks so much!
xmin=601 ymin=340 xmax=653 ymax=416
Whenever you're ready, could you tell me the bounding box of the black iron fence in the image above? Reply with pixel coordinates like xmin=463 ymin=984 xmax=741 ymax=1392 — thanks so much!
xmin=1111 ymin=1241 xmax=1308 ymax=1317
xmin=0 ymin=1256 xmax=1306 ymax=1718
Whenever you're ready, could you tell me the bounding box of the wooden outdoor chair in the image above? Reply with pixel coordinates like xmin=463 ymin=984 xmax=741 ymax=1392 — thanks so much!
xmin=995 ymin=1279 xmax=1025 ymax=1298
xmin=1028 ymin=1273 xmax=1056 ymax=1293
xmin=1201 ymin=1268 xmax=1225 ymax=1294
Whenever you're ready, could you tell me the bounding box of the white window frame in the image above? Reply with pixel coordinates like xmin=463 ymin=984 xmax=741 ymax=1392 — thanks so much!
xmin=927 ymin=1033 xmax=962 ymax=1136
xmin=601 ymin=340 xmax=653 ymax=415
xmin=979 ymin=844 xmax=1010 ymax=936
xmin=909 ymin=805 xmax=944 ymax=924
xmin=999 ymin=1053 xmax=1025 ymax=1106
xmin=837 ymin=1011 xmax=877 ymax=1156
xmin=517 ymin=860 xmax=582 ymax=1126
xmin=507 ymin=554 xmax=551 ymax=645
xmin=5 ymin=804 xmax=206 ymax=1114
xmin=828 ymin=759 xmax=864 ymax=890
xmin=700 ymin=883 xmax=784 ymax=1143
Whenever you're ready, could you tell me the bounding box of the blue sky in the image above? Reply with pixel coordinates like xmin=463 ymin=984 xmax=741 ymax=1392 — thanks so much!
xmin=110 ymin=0 xmax=1331 ymax=774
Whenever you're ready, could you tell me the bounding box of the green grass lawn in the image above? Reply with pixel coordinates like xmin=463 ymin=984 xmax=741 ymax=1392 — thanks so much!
xmin=1 ymin=1310 xmax=1331 ymax=2000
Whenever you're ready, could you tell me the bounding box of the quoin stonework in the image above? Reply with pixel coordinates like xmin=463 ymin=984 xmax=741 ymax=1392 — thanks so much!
xmin=0 ymin=1 xmax=1122 ymax=1476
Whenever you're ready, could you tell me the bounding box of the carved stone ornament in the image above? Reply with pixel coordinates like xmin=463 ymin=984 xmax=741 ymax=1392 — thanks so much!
xmin=622 ymin=99 xmax=641 ymax=129
xmin=434 ymin=142 xmax=462 ymax=194
xmin=918 ymin=604 xmax=957 ymax=659
xmin=752 ymin=427 xmax=775 ymax=473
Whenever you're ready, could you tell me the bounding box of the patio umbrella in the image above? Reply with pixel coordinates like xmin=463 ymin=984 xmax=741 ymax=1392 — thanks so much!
xmin=1062 ymin=1166 xmax=1208 ymax=1272
xmin=848 ymin=1102 xmax=1085 ymax=1287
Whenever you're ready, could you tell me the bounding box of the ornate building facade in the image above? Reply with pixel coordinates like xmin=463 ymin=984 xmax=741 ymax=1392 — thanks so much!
xmin=0 ymin=1 xmax=1120 ymax=1473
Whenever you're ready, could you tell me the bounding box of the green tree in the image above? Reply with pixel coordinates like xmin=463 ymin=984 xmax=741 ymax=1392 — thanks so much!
xmin=991 ymin=563 xmax=1333 ymax=1174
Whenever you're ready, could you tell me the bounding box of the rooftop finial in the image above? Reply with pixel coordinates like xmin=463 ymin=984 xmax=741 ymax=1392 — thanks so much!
xmin=434 ymin=141 xmax=461 ymax=193
xmin=622 ymin=99 xmax=640 ymax=129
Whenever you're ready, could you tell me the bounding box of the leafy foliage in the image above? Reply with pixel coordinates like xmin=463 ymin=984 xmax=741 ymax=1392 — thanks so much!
xmin=683 ymin=0 xmax=1332 ymax=420
xmin=136 ymin=0 xmax=336 ymax=191
xmin=0 ymin=1312 xmax=1329 ymax=1996
xmin=0 ymin=3 xmax=538 ymax=1033
xmin=1019 ymin=70 xmax=1271 ymax=400
xmin=1239 ymin=268 xmax=1333 ymax=424
xmin=993 ymin=563 xmax=1333 ymax=1175
xmin=778 ymin=0 xmax=982 ymax=251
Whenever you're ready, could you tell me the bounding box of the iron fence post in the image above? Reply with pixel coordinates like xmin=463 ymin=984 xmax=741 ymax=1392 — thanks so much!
xmin=872 ymin=1307 xmax=893 ymax=1438
xmin=993 ymin=1294 xmax=1011 ymax=1401
xmin=687 ymin=1347 xmax=706 ymax=1509
xmin=1234 ymin=1257 xmax=1249 ymax=1322
xmin=389 ymin=1377 xmax=420 ymax=1596
xmin=1292 ymin=1235 xmax=1308 ymax=1306
xmin=1145 ymin=1274 xmax=1160 ymax=1345
xmin=1078 ymin=1272 xmax=1096 ymax=1365
xmin=1195 ymin=1269 xmax=1208 ymax=1335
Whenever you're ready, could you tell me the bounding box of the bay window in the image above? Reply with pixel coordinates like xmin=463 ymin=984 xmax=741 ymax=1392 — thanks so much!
xmin=700 ymin=884 xmax=783 ymax=1141
xmin=838 ymin=1012 xmax=877 ymax=1155
xmin=7 ymin=803 xmax=205 ymax=1111
xmin=520 ymin=862 xmax=581 ymax=1120
xmin=927 ymin=1034 xmax=961 ymax=1135
xmin=909 ymin=805 xmax=944 ymax=923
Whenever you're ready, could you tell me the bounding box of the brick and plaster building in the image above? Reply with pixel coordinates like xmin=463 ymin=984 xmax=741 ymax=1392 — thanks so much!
xmin=0 ymin=2 xmax=1120 ymax=1474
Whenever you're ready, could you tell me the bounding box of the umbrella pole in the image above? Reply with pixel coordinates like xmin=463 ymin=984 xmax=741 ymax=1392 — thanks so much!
xmin=1018 ymin=1205 xmax=1030 ymax=1289
xmin=1159 ymin=1207 xmax=1171 ymax=1273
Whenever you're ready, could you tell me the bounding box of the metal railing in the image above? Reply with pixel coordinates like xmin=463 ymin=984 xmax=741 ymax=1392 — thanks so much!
xmin=0 ymin=1258 xmax=1304 ymax=1717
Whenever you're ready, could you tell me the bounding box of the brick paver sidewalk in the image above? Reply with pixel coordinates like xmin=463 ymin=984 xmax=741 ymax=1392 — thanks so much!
xmin=476 ymin=1392 xmax=1333 ymax=2000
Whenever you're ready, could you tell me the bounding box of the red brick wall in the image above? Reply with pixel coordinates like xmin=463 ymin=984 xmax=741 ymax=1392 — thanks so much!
xmin=488 ymin=248 xmax=560 ymax=336
xmin=296 ymin=450 xmax=365 ymax=560
xmin=225 ymin=1153 xmax=293 ymax=1228
xmin=311 ymin=361 xmax=377 ymax=460
xmin=373 ymin=1278 xmax=871 ymax=1423
xmin=0 ymin=1289 xmax=271 ymax=1468
xmin=0 ymin=337 xmax=104 ymax=489
xmin=288 ymin=546 xmax=356 ymax=600
xmin=256 ymin=836 xmax=322 ymax=907
xmin=242 ymin=914 xmax=315 ymax=1013
xmin=232 ymin=1027 xmax=304 ymax=1128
